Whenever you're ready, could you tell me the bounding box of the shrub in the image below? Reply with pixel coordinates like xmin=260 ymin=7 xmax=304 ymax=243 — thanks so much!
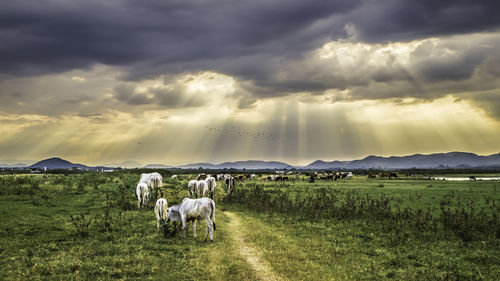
xmin=69 ymin=214 xmax=92 ymax=237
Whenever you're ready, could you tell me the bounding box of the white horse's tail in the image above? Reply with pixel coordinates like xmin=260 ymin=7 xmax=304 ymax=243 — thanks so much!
xmin=210 ymin=200 xmax=216 ymax=230
xmin=156 ymin=199 xmax=168 ymax=222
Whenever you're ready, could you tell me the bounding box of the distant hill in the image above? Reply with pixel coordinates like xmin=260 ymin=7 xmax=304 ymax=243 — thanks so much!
xmin=144 ymin=164 xmax=174 ymax=169
xmin=19 ymin=152 xmax=500 ymax=171
xmin=305 ymin=152 xmax=500 ymax=169
xmin=0 ymin=162 xmax=28 ymax=168
xmin=29 ymin=157 xmax=90 ymax=170
xmin=105 ymin=160 xmax=142 ymax=168
xmin=180 ymin=160 xmax=294 ymax=170
xmin=0 ymin=158 xmax=33 ymax=168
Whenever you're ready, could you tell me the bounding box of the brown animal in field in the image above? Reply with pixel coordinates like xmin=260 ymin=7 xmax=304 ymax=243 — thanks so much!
xmin=389 ymin=173 xmax=398 ymax=179
xmin=196 ymin=173 xmax=208 ymax=180
xmin=379 ymin=172 xmax=390 ymax=178
xmin=368 ymin=174 xmax=376 ymax=179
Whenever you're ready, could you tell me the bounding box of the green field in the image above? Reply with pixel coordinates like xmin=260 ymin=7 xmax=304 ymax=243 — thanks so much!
xmin=1 ymin=172 xmax=499 ymax=280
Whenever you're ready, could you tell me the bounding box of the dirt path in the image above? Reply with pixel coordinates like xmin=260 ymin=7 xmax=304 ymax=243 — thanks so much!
xmin=225 ymin=211 xmax=283 ymax=281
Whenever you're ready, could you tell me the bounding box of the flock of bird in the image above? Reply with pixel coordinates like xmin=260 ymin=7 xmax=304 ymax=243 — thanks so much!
xmin=204 ymin=125 xmax=278 ymax=142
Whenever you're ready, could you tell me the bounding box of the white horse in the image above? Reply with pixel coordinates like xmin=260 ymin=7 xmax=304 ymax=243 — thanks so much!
xmin=136 ymin=183 xmax=149 ymax=208
xmin=166 ymin=197 xmax=216 ymax=242
xmin=154 ymin=198 xmax=168 ymax=231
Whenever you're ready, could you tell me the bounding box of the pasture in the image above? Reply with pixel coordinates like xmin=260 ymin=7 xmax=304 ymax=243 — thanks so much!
xmin=0 ymin=172 xmax=499 ymax=280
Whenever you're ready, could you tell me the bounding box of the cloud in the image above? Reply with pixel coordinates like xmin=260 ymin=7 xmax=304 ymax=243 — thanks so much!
xmin=216 ymin=32 xmax=499 ymax=106
xmin=72 ymin=76 xmax=86 ymax=82
xmin=111 ymin=71 xmax=238 ymax=109
xmin=0 ymin=65 xmax=121 ymax=116
xmin=2 ymin=1 xmax=500 ymax=166
xmin=351 ymin=0 xmax=500 ymax=42
xmin=1 ymin=0 xmax=499 ymax=80
xmin=462 ymin=91 xmax=500 ymax=120
xmin=1 ymin=0 xmax=500 ymax=124
xmin=113 ymin=83 xmax=153 ymax=105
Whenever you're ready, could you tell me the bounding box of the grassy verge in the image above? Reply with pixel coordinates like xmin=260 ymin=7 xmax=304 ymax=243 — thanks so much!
xmin=229 ymin=208 xmax=500 ymax=280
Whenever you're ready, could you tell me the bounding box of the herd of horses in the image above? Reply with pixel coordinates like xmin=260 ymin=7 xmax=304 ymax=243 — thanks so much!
xmin=134 ymin=170 xmax=481 ymax=242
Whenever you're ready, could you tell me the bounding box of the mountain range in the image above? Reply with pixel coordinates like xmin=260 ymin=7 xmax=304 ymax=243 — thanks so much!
xmin=179 ymin=160 xmax=294 ymax=170
xmin=104 ymin=160 xmax=143 ymax=169
xmin=305 ymin=152 xmax=500 ymax=169
xmin=144 ymin=164 xmax=175 ymax=169
xmin=4 ymin=152 xmax=500 ymax=170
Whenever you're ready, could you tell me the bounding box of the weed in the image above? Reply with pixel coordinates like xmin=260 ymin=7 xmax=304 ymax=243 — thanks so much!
xmin=69 ymin=214 xmax=92 ymax=237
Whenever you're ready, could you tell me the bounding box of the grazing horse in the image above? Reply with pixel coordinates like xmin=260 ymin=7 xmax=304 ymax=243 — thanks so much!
xmin=140 ymin=172 xmax=163 ymax=189
xmin=225 ymin=176 xmax=235 ymax=194
xmin=197 ymin=180 xmax=209 ymax=197
xmin=166 ymin=198 xmax=216 ymax=242
xmin=187 ymin=180 xmax=199 ymax=198
xmin=205 ymin=176 xmax=217 ymax=199
xmin=154 ymin=198 xmax=168 ymax=232
xmin=136 ymin=183 xmax=150 ymax=208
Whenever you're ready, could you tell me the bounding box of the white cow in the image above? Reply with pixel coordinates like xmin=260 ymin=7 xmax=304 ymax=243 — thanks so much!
xmin=150 ymin=172 xmax=162 ymax=188
xmin=197 ymin=180 xmax=209 ymax=197
xmin=171 ymin=174 xmax=178 ymax=179
xmin=205 ymin=176 xmax=216 ymax=199
xmin=188 ymin=180 xmax=199 ymax=197
xmin=154 ymin=198 xmax=168 ymax=231
xmin=136 ymin=183 xmax=150 ymax=208
xmin=166 ymin=197 xmax=216 ymax=242
xmin=139 ymin=172 xmax=163 ymax=189
xmin=225 ymin=176 xmax=235 ymax=194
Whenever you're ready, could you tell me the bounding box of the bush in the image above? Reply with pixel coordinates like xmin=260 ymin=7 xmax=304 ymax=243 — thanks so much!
xmin=69 ymin=214 xmax=92 ymax=237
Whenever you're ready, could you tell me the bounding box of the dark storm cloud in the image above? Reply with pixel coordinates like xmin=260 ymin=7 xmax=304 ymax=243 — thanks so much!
xmin=0 ymin=0 xmax=359 ymax=78
xmin=2 ymin=0 xmax=499 ymax=78
xmin=352 ymin=0 xmax=500 ymax=42
xmin=2 ymin=0 xmax=500 ymax=119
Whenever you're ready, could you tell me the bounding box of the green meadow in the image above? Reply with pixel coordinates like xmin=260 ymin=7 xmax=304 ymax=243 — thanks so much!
xmin=1 ymin=172 xmax=499 ymax=280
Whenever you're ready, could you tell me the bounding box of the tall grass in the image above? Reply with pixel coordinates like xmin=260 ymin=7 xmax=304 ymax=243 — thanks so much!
xmin=224 ymin=183 xmax=499 ymax=242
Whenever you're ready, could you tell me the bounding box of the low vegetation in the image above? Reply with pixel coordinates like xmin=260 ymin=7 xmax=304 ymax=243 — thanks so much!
xmin=0 ymin=171 xmax=499 ymax=280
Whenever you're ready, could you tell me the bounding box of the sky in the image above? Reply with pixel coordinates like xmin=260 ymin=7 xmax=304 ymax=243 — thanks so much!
xmin=1 ymin=0 xmax=500 ymax=167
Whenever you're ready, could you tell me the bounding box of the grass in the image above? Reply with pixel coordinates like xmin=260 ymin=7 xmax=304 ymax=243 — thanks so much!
xmin=0 ymin=172 xmax=499 ymax=280
xmin=0 ymin=174 xmax=255 ymax=280
xmin=228 ymin=210 xmax=499 ymax=280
